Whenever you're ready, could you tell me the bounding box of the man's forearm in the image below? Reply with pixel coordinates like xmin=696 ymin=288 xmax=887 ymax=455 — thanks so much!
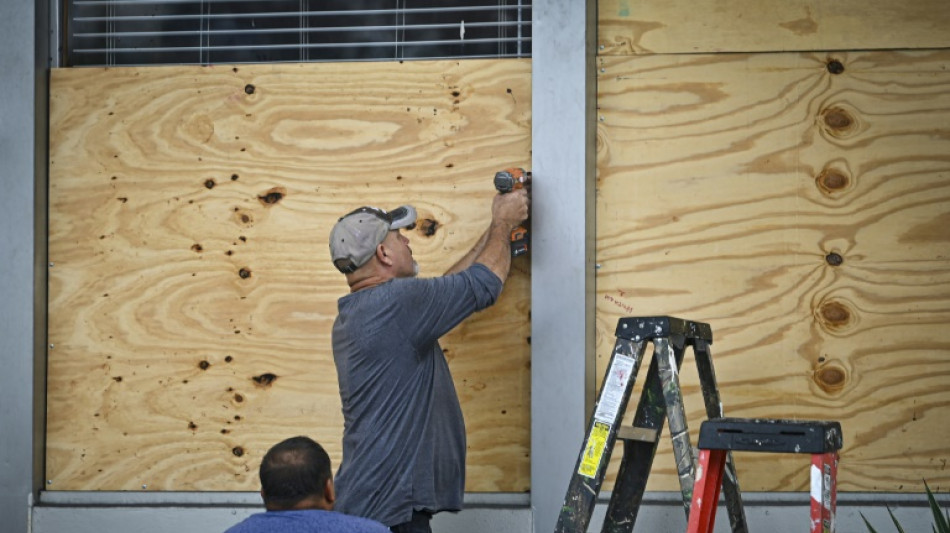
xmin=471 ymin=221 xmax=513 ymax=283
xmin=445 ymin=188 xmax=527 ymax=278
xmin=444 ymin=225 xmax=491 ymax=275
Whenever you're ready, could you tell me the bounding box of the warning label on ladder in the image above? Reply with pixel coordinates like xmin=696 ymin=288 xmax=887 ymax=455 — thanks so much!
xmin=594 ymin=354 xmax=635 ymax=424
xmin=578 ymin=421 xmax=611 ymax=478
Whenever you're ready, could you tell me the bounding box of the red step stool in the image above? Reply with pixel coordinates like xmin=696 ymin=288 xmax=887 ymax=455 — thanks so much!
xmin=686 ymin=418 xmax=843 ymax=533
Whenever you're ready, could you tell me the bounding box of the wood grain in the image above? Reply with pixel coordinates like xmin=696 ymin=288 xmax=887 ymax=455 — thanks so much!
xmin=599 ymin=0 xmax=950 ymax=55
xmin=595 ymin=50 xmax=950 ymax=492
xmin=47 ymin=60 xmax=531 ymax=491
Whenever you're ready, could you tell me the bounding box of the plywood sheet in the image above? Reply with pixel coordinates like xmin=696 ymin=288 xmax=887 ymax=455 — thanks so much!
xmin=596 ymin=50 xmax=950 ymax=492
xmin=599 ymin=0 xmax=950 ymax=55
xmin=47 ymin=60 xmax=532 ymax=491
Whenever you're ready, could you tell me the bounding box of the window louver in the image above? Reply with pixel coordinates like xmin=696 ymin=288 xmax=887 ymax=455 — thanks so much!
xmin=65 ymin=0 xmax=532 ymax=66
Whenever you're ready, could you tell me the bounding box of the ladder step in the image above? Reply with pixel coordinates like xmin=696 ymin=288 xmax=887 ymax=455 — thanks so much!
xmin=698 ymin=418 xmax=843 ymax=454
xmin=616 ymin=426 xmax=659 ymax=443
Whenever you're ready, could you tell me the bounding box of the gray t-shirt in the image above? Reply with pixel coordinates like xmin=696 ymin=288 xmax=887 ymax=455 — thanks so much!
xmin=331 ymin=263 xmax=503 ymax=527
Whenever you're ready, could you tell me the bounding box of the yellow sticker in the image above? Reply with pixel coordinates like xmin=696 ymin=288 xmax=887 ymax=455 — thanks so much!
xmin=578 ymin=422 xmax=610 ymax=478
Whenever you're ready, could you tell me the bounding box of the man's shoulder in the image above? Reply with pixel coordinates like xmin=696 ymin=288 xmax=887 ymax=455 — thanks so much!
xmin=392 ymin=265 xmax=493 ymax=291
xmin=224 ymin=510 xmax=389 ymax=533
xmin=319 ymin=510 xmax=391 ymax=531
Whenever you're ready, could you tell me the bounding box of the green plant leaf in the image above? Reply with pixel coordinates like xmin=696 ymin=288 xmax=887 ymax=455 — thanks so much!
xmin=863 ymin=480 xmax=949 ymax=533
xmin=861 ymin=512 xmax=880 ymax=533
xmin=924 ymin=481 xmax=950 ymax=533
xmin=887 ymin=506 xmax=907 ymax=533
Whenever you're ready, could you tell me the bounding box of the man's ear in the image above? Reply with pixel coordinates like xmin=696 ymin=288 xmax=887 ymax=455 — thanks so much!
xmin=376 ymin=243 xmax=393 ymax=266
xmin=324 ymin=478 xmax=336 ymax=507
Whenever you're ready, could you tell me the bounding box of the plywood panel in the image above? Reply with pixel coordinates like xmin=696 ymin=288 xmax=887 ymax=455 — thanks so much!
xmin=599 ymin=0 xmax=950 ymax=55
xmin=596 ymin=50 xmax=950 ymax=492
xmin=47 ymin=60 xmax=532 ymax=491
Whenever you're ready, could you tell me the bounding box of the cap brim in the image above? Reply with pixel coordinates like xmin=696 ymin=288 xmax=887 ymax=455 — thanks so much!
xmin=388 ymin=205 xmax=417 ymax=229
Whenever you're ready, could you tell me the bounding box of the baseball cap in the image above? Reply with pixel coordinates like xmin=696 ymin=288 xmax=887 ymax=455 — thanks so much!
xmin=329 ymin=205 xmax=417 ymax=273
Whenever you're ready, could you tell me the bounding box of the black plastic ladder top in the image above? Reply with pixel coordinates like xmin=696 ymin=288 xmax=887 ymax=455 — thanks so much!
xmin=698 ymin=418 xmax=843 ymax=454
xmin=614 ymin=316 xmax=713 ymax=344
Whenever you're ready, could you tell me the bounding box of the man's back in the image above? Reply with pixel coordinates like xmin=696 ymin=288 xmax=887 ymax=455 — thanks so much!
xmin=225 ymin=509 xmax=389 ymax=533
xmin=331 ymin=269 xmax=502 ymax=524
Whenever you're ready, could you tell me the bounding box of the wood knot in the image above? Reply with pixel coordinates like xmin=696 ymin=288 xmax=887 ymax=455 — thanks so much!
xmin=814 ymin=362 xmax=848 ymax=394
xmin=818 ymin=300 xmax=852 ymax=330
xmin=232 ymin=446 xmax=244 ymax=457
xmin=251 ymin=373 xmax=278 ymax=387
xmin=418 ymin=219 xmax=439 ymax=237
xmin=257 ymin=187 xmax=286 ymax=206
xmin=819 ymin=106 xmax=860 ymax=138
xmin=233 ymin=208 xmax=254 ymax=227
xmin=238 ymin=267 xmax=252 ymax=279
xmin=826 ymin=59 xmax=845 ymax=75
xmin=825 ymin=252 xmax=843 ymax=266
xmin=815 ymin=167 xmax=851 ymax=194
xmin=823 ymin=108 xmax=852 ymax=129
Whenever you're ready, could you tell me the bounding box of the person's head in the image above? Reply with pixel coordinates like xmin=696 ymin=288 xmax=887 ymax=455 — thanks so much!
xmin=259 ymin=436 xmax=334 ymax=511
xmin=329 ymin=205 xmax=418 ymax=286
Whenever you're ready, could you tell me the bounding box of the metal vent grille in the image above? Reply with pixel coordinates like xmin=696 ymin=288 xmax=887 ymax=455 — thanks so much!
xmin=65 ymin=0 xmax=532 ymax=66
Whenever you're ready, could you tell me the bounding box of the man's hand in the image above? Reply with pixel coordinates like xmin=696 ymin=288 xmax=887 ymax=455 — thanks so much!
xmin=444 ymin=187 xmax=531 ymax=279
xmin=492 ymin=188 xmax=530 ymax=230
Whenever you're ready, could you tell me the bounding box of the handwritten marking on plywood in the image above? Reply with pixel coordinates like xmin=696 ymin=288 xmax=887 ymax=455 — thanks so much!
xmin=595 ymin=51 xmax=950 ymax=492
xmin=599 ymin=0 xmax=950 ymax=55
xmin=47 ymin=60 xmax=531 ymax=491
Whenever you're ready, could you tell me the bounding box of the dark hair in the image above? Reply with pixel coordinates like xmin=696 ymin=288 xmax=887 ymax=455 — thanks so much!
xmin=259 ymin=436 xmax=332 ymax=510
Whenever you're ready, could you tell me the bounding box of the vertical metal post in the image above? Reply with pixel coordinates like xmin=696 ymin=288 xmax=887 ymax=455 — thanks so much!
xmin=0 ymin=0 xmax=49 ymax=529
xmin=530 ymin=1 xmax=597 ymax=531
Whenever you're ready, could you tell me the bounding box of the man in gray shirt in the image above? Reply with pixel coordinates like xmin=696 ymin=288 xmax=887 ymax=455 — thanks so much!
xmin=328 ymin=190 xmax=529 ymax=533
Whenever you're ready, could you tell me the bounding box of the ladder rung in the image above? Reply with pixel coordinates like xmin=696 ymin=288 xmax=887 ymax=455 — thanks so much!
xmin=617 ymin=426 xmax=659 ymax=443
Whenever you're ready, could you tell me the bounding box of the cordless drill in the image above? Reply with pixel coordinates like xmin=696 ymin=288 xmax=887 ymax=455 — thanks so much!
xmin=493 ymin=167 xmax=531 ymax=257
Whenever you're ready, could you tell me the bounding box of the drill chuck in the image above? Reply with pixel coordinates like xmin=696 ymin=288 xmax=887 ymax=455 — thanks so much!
xmin=494 ymin=168 xmax=529 ymax=194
